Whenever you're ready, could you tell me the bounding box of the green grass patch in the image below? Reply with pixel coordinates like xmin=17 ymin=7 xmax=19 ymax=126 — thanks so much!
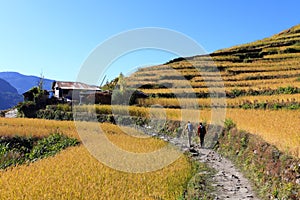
xmin=179 ymin=153 xmax=217 ymax=200
xmin=0 ymin=133 xmax=79 ymax=169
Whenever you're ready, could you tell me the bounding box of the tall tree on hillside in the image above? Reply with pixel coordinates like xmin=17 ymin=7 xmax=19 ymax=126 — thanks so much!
xmin=37 ymin=72 xmax=44 ymax=91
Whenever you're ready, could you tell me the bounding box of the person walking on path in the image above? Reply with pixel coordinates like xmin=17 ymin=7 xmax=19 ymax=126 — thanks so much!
xmin=185 ymin=121 xmax=194 ymax=147
xmin=197 ymin=122 xmax=206 ymax=148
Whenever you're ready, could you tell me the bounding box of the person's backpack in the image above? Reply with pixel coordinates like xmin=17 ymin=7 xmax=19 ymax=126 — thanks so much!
xmin=200 ymin=125 xmax=206 ymax=135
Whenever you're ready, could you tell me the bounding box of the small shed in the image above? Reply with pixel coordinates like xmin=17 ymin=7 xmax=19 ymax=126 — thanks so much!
xmin=52 ymin=81 xmax=101 ymax=102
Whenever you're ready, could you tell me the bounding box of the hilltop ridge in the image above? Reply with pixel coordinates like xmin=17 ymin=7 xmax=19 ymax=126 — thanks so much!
xmin=213 ymin=24 xmax=300 ymax=54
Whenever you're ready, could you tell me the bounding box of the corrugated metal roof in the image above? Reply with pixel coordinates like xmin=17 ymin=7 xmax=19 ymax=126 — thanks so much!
xmin=54 ymin=81 xmax=100 ymax=91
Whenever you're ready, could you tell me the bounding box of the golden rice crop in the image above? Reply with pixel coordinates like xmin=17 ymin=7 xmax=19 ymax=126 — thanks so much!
xmin=264 ymin=52 xmax=300 ymax=59
xmin=227 ymin=66 xmax=299 ymax=74
xmin=0 ymin=145 xmax=192 ymax=200
xmin=128 ymin=76 xmax=298 ymax=89
xmin=140 ymin=84 xmax=300 ymax=95
xmin=77 ymin=106 xmax=299 ymax=157
xmin=137 ymin=94 xmax=300 ymax=108
xmin=0 ymin=118 xmax=79 ymax=139
xmin=137 ymin=97 xmax=211 ymax=108
xmin=0 ymin=118 xmax=166 ymax=153
xmin=0 ymin=119 xmax=194 ymax=199
xmin=225 ymin=109 xmax=300 ymax=158
xmin=226 ymin=69 xmax=300 ymax=81
xmin=71 ymin=105 xmax=300 ymax=158
xmin=223 ymin=77 xmax=298 ymax=87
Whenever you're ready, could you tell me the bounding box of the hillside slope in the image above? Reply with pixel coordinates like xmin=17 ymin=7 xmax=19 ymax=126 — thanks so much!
xmin=126 ymin=24 xmax=300 ymax=108
xmin=0 ymin=78 xmax=23 ymax=110
xmin=123 ymin=24 xmax=300 ymax=158
xmin=0 ymin=72 xmax=54 ymax=94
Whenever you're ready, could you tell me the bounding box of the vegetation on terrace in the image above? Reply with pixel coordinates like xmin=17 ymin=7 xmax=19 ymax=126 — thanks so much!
xmin=113 ymin=24 xmax=300 ymax=158
xmin=215 ymin=119 xmax=300 ymax=199
xmin=0 ymin=118 xmax=199 ymax=199
xmin=125 ymin=25 xmax=300 ymax=102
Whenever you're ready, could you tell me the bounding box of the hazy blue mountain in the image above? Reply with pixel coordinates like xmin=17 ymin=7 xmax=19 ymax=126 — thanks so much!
xmin=0 ymin=72 xmax=54 ymax=94
xmin=0 ymin=78 xmax=23 ymax=110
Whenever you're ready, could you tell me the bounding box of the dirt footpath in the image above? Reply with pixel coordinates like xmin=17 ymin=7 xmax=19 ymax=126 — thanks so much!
xmin=168 ymin=136 xmax=260 ymax=200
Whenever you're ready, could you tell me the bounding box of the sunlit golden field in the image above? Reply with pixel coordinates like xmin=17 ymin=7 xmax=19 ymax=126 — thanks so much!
xmin=0 ymin=118 xmax=170 ymax=154
xmin=123 ymin=24 xmax=300 ymax=160
xmin=2 ymin=24 xmax=300 ymax=199
xmin=0 ymin=118 xmax=79 ymax=139
xmin=137 ymin=93 xmax=300 ymax=107
xmin=0 ymin=145 xmax=192 ymax=200
xmin=72 ymin=105 xmax=300 ymax=158
xmin=0 ymin=118 xmax=194 ymax=199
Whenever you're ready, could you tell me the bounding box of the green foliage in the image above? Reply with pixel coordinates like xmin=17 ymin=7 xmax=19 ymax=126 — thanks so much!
xmin=0 ymin=134 xmax=79 ymax=169
xmin=27 ymin=86 xmax=45 ymax=103
xmin=101 ymin=77 xmax=119 ymax=91
xmin=282 ymin=46 xmax=300 ymax=53
xmin=224 ymin=118 xmax=236 ymax=131
xmin=277 ymin=86 xmax=298 ymax=94
xmin=37 ymin=105 xmax=73 ymax=121
xmin=231 ymin=88 xmax=243 ymax=97
xmin=28 ymin=133 xmax=78 ymax=160
xmin=180 ymin=161 xmax=216 ymax=200
xmin=17 ymin=101 xmax=37 ymax=118
xmin=56 ymin=104 xmax=72 ymax=112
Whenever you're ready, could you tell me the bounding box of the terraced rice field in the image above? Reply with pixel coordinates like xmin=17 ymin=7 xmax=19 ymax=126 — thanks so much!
xmin=122 ymin=24 xmax=300 ymax=158
xmin=0 ymin=118 xmax=194 ymax=200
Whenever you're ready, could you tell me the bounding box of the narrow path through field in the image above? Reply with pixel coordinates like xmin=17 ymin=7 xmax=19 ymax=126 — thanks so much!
xmin=167 ymin=136 xmax=260 ymax=200
xmin=137 ymin=125 xmax=260 ymax=200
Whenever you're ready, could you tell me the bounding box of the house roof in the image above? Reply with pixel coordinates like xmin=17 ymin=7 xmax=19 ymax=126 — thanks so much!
xmin=52 ymin=81 xmax=101 ymax=91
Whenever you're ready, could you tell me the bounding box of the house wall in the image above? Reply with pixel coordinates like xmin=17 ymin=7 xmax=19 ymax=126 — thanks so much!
xmin=54 ymin=83 xmax=60 ymax=98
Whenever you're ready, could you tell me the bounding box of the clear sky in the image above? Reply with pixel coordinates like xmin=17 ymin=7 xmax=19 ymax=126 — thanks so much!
xmin=0 ymin=0 xmax=299 ymax=84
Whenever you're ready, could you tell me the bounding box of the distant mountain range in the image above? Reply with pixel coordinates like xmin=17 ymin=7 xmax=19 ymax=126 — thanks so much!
xmin=0 ymin=72 xmax=54 ymax=94
xmin=0 ymin=72 xmax=55 ymax=110
xmin=0 ymin=78 xmax=23 ymax=110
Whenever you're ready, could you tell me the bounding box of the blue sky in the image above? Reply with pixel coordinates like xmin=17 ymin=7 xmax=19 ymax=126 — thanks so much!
xmin=0 ymin=0 xmax=299 ymax=84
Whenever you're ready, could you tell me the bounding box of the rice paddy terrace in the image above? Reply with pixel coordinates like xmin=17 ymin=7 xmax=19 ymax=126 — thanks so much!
xmin=125 ymin=24 xmax=300 ymax=157
xmin=1 ymin=25 xmax=300 ymax=200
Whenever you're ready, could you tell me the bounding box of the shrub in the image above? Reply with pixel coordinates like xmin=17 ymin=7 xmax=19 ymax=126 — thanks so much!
xmin=224 ymin=118 xmax=236 ymax=131
xmin=17 ymin=101 xmax=37 ymax=118
xmin=57 ymin=104 xmax=72 ymax=112
xmin=0 ymin=134 xmax=79 ymax=169
xmin=28 ymin=133 xmax=79 ymax=160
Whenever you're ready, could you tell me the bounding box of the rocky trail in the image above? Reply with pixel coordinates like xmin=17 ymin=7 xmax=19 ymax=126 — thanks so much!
xmin=139 ymin=126 xmax=260 ymax=200
xmin=164 ymin=135 xmax=258 ymax=200
xmin=167 ymin=136 xmax=259 ymax=200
